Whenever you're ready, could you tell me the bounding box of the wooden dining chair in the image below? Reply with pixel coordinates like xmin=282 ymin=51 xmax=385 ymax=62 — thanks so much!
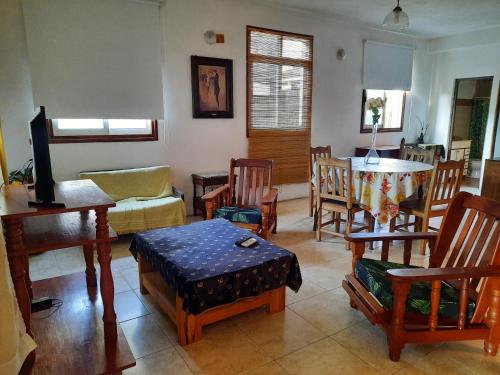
xmin=203 ymin=158 xmax=278 ymax=239
xmin=344 ymin=192 xmax=500 ymax=361
xmin=315 ymin=157 xmax=373 ymax=248
xmin=392 ymin=159 xmax=465 ymax=255
xmin=400 ymin=146 xmax=437 ymax=165
xmin=309 ymin=146 xmax=332 ymax=218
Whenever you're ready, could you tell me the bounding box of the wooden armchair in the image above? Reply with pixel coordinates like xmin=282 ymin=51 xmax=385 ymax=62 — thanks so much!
xmin=203 ymin=158 xmax=278 ymax=239
xmin=400 ymin=145 xmax=437 ymax=165
xmin=343 ymin=192 xmax=500 ymax=361
xmin=309 ymin=146 xmax=332 ymax=218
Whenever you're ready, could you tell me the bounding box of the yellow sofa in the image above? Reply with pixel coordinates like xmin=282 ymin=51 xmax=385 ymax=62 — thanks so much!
xmin=79 ymin=166 xmax=186 ymax=234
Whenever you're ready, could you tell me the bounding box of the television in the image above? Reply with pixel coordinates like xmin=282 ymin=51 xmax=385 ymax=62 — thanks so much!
xmin=28 ymin=106 xmax=64 ymax=207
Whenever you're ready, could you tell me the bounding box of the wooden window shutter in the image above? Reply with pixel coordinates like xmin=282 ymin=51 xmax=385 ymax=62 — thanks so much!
xmin=247 ymin=26 xmax=313 ymax=185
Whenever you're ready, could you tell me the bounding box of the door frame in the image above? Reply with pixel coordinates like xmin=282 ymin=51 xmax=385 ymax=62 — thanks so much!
xmin=490 ymin=82 xmax=500 ymax=158
xmin=447 ymin=76 xmax=494 ymax=160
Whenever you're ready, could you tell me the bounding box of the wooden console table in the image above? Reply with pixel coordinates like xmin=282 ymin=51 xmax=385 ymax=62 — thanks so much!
xmin=354 ymin=145 xmax=401 ymax=159
xmin=192 ymin=171 xmax=229 ymax=218
xmin=0 ymin=180 xmax=135 ymax=374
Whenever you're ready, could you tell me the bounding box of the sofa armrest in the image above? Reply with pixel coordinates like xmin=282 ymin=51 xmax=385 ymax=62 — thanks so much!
xmin=172 ymin=186 xmax=184 ymax=201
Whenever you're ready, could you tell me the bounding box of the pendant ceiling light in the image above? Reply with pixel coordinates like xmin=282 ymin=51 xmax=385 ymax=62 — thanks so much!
xmin=383 ymin=0 xmax=410 ymax=29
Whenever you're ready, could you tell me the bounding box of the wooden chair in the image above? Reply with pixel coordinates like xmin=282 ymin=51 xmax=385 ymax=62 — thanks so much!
xmin=392 ymin=160 xmax=465 ymax=255
xmin=203 ymin=158 xmax=278 ymax=240
xmin=343 ymin=191 xmax=500 ymax=361
xmin=400 ymin=145 xmax=437 ymax=165
xmin=309 ymin=146 xmax=332 ymax=218
xmin=315 ymin=157 xmax=373 ymax=248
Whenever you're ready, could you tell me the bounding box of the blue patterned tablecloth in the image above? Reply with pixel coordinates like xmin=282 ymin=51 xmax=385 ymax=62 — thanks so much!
xmin=130 ymin=218 xmax=302 ymax=314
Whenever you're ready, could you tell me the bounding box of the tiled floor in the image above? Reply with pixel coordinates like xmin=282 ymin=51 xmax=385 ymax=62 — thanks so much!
xmin=29 ymin=194 xmax=499 ymax=375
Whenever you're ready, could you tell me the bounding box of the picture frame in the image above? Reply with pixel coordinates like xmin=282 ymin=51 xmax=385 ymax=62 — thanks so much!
xmin=191 ymin=56 xmax=233 ymax=118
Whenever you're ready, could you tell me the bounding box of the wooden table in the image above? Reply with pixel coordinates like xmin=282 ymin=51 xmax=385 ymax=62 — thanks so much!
xmin=0 ymin=180 xmax=135 ymax=373
xmin=192 ymin=171 xmax=229 ymax=218
xmin=355 ymin=145 xmax=401 ymax=159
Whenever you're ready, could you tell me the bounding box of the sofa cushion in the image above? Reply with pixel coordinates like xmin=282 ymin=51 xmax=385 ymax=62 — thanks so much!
xmin=355 ymin=258 xmax=475 ymax=319
xmin=79 ymin=166 xmax=173 ymax=202
xmin=109 ymin=196 xmax=186 ymax=235
xmin=214 ymin=206 xmax=262 ymax=225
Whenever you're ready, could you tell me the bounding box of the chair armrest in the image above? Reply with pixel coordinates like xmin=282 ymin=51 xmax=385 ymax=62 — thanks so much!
xmin=202 ymin=184 xmax=230 ymax=201
xmin=387 ymin=265 xmax=500 ymax=282
xmin=346 ymin=232 xmax=438 ymax=243
xmin=172 ymin=186 xmax=184 ymax=201
xmin=262 ymin=188 xmax=278 ymax=205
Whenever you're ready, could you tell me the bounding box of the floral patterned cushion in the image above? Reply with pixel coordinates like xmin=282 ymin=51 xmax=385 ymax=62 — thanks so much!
xmin=214 ymin=206 xmax=262 ymax=224
xmin=355 ymin=258 xmax=475 ymax=319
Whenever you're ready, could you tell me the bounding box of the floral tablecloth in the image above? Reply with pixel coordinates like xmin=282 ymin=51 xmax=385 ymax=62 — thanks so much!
xmin=313 ymin=157 xmax=434 ymax=225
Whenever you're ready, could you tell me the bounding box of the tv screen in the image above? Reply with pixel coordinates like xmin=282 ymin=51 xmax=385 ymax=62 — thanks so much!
xmin=30 ymin=106 xmax=55 ymax=204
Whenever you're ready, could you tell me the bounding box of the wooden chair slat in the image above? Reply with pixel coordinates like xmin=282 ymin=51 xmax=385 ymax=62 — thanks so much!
xmin=455 ymin=212 xmax=487 ymax=267
xmin=255 ymin=168 xmax=264 ymax=206
xmin=446 ymin=209 xmax=478 ymax=267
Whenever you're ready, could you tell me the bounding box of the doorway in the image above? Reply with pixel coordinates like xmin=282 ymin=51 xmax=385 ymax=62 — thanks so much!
xmin=448 ymin=76 xmax=494 ymax=185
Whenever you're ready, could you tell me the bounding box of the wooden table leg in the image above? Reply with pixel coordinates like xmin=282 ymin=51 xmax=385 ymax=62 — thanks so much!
xmin=4 ymin=218 xmax=32 ymax=336
xmin=83 ymin=244 xmax=97 ymax=288
xmin=95 ymin=209 xmax=116 ymax=331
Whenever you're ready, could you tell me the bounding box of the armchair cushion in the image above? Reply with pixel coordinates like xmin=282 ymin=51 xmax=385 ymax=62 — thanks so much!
xmin=355 ymin=258 xmax=475 ymax=319
xmin=214 ymin=206 xmax=262 ymax=225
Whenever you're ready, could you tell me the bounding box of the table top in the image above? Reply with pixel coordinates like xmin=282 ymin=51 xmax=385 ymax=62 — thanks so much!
xmin=355 ymin=145 xmax=401 ymax=151
xmin=0 ymin=179 xmax=115 ymax=219
xmin=192 ymin=171 xmax=229 ymax=179
xmin=350 ymin=157 xmax=434 ymax=173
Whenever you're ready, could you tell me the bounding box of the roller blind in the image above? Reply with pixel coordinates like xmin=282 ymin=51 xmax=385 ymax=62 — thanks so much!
xmin=363 ymin=40 xmax=413 ymax=91
xmin=247 ymin=26 xmax=313 ymax=185
xmin=247 ymin=27 xmax=313 ymax=131
xmin=22 ymin=0 xmax=164 ymax=119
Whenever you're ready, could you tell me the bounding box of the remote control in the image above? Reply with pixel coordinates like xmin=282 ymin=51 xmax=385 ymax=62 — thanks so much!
xmin=235 ymin=237 xmax=258 ymax=248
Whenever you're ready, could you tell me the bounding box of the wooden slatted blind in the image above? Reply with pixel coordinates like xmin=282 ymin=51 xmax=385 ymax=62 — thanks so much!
xmin=247 ymin=26 xmax=313 ymax=185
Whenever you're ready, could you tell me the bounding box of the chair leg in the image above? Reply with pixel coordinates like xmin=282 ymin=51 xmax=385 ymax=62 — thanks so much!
xmin=345 ymin=211 xmax=352 ymax=250
xmin=368 ymin=215 xmax=375 ymax=250
xmin=335 ymin=212 xmax=341 ymax=233
xmin=484 ymin=286 xmax=500 ymax=356
xmin=309 ymin=189 xmax=314 ymax=217
xmin=316 ymin=208 xmax=322 ymax=242
xmin=389 ymin=217 xmax=396 ymax=233
xmin=420 ymin=217 xmax=429 ymax=255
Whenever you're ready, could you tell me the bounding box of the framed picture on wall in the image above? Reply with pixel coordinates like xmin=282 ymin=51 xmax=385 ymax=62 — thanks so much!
xmin=191 ymin=56 xmax=233 ymax=118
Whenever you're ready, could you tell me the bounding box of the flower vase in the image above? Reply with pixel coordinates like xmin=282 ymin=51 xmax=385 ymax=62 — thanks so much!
xmin=364 ymin=122 xmax=380 ymax=164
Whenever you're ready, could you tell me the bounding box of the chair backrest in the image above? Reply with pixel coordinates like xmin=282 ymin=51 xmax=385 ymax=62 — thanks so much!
xmin=429 ymin=192 xmax=500 ymax=324
xmin=316 ymin=157 xmax=353 ymax=208
xmin=424 ymin=160 xmax=465 ymax=213
xmin=309 ymin=146 xmax=332 ymax=181
xmin=229 ymin=158 xmax=273 ymax=207
xmin=400 ymin=146 xmax=436 ymax=165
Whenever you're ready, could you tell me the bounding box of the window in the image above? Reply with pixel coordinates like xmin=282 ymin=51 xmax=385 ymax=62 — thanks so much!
xmin=247 ymin=26 xmax=313 ymax=184
xmin=48 ymin=119 xmax=158 ymax=143
xmin=360 ymin=89 xmax=406 ymax=133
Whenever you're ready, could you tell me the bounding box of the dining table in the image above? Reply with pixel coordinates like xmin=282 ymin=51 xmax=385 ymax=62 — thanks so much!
xmin=313 ymin=157 xmax=434 ymax=225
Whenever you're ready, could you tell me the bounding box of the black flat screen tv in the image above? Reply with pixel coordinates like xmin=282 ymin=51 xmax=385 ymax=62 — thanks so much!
xmin=28 ymin=106 xmax=63 ymax=207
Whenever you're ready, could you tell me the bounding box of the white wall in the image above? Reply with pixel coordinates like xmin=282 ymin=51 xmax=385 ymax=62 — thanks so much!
xmin=427 ymin=27 xmax=500 ymax=164
xmin=1 ymin=0 xmax=433 ymax=214
xmin=0 ymin=0 xmax=34 ymax=171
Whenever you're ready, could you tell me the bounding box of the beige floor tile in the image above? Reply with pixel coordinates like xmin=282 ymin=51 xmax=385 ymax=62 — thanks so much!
xmin=241 ymin=361 xmax=289 ymax=375
xmin=123 ymin=347 xmax=193 ymax=375
xmin=114 ymin=290 xmax=150 ymax=322
xmin=232 ymin=307 xmax=325 ymax=359
xmin=277 ymin=337 xmax=382 ymax=375
xmin=121 ymin=315 xmax=172 ymax=359
xmin=121 ymin=266 xmax=141 ymax=289
xmin=176 ymin=320 xmax=272 ymax=375
xmin=288 ymin=288 xmax=364 ymax=335
xmin=331 ymin=320 xmax=440 ymax=374
xmin=394 ymin=349 xmax=478 ymax=375
xmin=286 ymin=278 xmax=326 ymax=305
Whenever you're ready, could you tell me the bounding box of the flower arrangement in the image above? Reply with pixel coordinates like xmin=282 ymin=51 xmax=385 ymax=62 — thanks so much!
xmin=416 ymin=117 xmax=429 ymax=143
xmin=366 ymin=97 xmax=385 ymax=125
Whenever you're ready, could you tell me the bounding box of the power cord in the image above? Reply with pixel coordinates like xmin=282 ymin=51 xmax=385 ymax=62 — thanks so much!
xmin=32 ymin=298 xmax=63 ymax=320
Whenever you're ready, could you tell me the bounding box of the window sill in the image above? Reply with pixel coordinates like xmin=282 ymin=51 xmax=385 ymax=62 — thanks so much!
xmin=47 ymin=120 xmax=158 ymax=143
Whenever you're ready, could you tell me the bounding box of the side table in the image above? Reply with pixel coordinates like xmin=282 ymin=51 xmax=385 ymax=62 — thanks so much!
xmin=192 ymin=172 xmax=229 ymax=219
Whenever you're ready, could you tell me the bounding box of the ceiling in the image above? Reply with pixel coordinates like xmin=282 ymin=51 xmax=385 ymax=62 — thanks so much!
xmin=258 ymin=0 xmax=500 ymax=38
